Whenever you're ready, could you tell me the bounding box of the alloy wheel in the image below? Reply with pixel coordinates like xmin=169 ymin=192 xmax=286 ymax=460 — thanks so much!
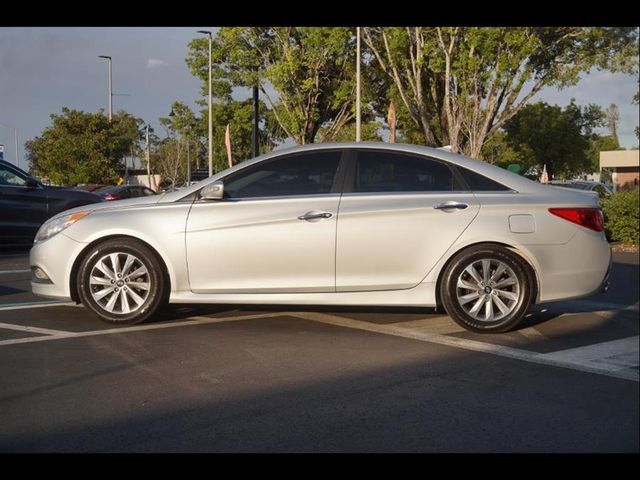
xmin=455 ymin=258 xmax=521 ymax=323
xmin=89 ymin=252 xmax=151 ymax=315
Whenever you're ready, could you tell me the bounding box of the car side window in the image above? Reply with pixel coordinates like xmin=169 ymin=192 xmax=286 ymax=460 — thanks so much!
xmin=0 ymin=163 xmax=27 ymax=186
xmin=457 ymin=166 xmax=511 ymax=191
xmin=355 ymin=151 xmax=457 ymax=193
xmin=223 ymin=151 xmax=341 ymax=199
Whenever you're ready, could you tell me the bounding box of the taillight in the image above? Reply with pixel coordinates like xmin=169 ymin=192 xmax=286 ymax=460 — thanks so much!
xmin=548 ymin=207 xmax=604 ymax=232
xmin=103 ymin=193 xmax=120 ymax=201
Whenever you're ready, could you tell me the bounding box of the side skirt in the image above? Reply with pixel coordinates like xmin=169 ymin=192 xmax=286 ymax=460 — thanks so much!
xmin=169 ymin=282 xmax=437 ymax=307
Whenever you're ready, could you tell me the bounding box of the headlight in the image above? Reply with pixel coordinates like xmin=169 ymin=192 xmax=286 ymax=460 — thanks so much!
xmin=34 ymin=211 xmax=91 ymax=244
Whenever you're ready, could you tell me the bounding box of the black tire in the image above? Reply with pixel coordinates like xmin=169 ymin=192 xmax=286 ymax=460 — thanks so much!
xmin=439 ymin=244 xmax=535 ymax=333
xmin=77 ymin=238 xmax=168 ymax=324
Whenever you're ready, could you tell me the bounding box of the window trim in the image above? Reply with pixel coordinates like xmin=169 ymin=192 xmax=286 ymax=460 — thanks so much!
xmin=195 ymin=148 xmax=348 ymax=202
xmin=342 ymin=148 xmax=466 ymax=194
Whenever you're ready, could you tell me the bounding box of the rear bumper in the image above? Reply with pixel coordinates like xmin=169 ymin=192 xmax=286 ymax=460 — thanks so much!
xmin=529 ymin=229 xmax=612 ymax=303
xmin=598 ymin=252 xmax=613 ymax=294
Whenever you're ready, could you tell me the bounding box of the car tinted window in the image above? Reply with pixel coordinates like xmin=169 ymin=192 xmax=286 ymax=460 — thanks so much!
xmin=0 ymin=163 xmax=27 ymax=186
xmin=224 ymin=151 xmax=341 ymax=199
xmin=142 ymin=187 xmax=156 ymax=196
xmin=355 ymin=151 xmax=456 ymax=193
xmin=458 ymin=167 xmax=510 ymax=191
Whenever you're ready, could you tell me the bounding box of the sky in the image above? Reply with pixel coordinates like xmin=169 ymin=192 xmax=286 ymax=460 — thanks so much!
xmin=0 ymin=27 xmax=638 ymax=171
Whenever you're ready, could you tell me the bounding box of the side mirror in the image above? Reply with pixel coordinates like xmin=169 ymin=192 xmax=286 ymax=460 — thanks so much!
xmin=24 ymin=177 xmax=41 ymax=188
xmin=200 ymin=181 xmax=224 ymax=201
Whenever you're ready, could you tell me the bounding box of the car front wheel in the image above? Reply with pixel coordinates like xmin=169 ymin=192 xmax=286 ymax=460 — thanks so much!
xmin=440 ymin=244 xmax=535 ymax=333
xmin=77 ymin=238 xmax=167 ymax=324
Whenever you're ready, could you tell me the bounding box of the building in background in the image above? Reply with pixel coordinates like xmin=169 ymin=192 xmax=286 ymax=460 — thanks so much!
xmin=600 ymin=150 xmax=640 ymax=192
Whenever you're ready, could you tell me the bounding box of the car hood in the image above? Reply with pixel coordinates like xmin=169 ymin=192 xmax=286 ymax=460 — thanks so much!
xmin=55 ymin=193 xmax=167 ymax=218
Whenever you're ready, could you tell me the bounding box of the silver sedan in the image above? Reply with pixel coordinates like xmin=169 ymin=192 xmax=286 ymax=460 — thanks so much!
xmin=30 ymin=143 xmax=611 ymax=333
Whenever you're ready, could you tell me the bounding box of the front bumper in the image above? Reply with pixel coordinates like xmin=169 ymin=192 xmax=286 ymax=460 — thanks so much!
xmin=30 ymin=232 xmax=87 ymax=301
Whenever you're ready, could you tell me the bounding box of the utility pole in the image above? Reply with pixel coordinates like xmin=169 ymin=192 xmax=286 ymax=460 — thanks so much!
xmin=145 ymin=125 xmax=154 ymax=191
xmin=0 ymin=121 xmax=20 ymax=166
xmin=356 ymin=27 xmax=361 ymax=142
xmin=186 ymin=137 xmax=191 ymax=187
xmin=252 ymin=85 xmax=259 ymax=158
xmin=98 ymin=56 xmax=113 ymax=122
xmin=197 ymin=30 xmax=213 ymax=177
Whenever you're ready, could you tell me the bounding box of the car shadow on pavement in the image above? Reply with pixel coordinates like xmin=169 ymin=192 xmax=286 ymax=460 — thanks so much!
xmin=0 ymin=330 xmax=637 ymax=453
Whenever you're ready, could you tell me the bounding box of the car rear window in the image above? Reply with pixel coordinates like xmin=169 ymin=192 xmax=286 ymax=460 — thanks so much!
xmin=355 ymin=151 xmax=459 ymax=193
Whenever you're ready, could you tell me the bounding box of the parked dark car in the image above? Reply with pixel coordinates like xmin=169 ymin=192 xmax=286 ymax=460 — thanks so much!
xmin=75 ymin=184 xmax=108 ymax=192
xmin=94 ymin=185 xmax=157 ymax=201
xmin=0 ymin=160 xmax=103 ymax=247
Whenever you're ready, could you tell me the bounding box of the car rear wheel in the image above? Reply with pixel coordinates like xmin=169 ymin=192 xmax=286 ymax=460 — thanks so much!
xmin=440 ymin=244 xmax=535 ymax=333
xmin=77 ymin=238 xmax=167 ymax=324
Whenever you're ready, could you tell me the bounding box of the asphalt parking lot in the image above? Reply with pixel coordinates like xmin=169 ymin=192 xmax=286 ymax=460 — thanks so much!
xmin=0 ymin=249 xmax=638 ymax=452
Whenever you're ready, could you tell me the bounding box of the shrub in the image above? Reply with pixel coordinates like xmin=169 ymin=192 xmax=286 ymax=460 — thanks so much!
xmin=602 ymin=188 xmax=639 ymax=245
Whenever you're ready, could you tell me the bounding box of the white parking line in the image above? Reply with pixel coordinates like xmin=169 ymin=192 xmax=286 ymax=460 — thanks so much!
xmin=540 ymin=336 xmax=639 ymax=372
xmin=292 ymin=311 xmax=639 ymax=382
xmin=0 ymin=301 xmax=76 ymax=311
xmin=544 ymin=300 xmax=640 ymax=313
xmin=0 ymin=269 xmax=31 ymax=275
xmin=0 ymin=322 xmax=74 ymax=336
xmin=0 ymin=312 xmax=285 ymax=347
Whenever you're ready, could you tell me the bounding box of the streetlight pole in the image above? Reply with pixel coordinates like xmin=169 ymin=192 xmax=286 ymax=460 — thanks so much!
xmin=0 ymin=121 xmax=19 ymax=166
xmin=98 ymin=55 xmax=113 ymax=122
xmin=197 ymin=30 xmax=213 ymax=177
xmin=356 ymin=27 xmax=361 ymax=142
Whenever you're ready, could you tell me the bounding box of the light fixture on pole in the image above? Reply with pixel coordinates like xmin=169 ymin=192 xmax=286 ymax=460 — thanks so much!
xmin=98 ymin=55 xmax=113 ymax=122
xmin=197 ymin=30 xmax=213 ymax=177
xmin=356 ymin=27 xmax=361 ymax=142
xmin=0 ymin=121 xmax=19 ymax=166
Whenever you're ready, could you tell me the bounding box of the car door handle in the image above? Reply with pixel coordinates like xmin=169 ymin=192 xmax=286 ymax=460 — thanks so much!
xmin=298 ymin=211 xmax=333 ymax=221
xmin=434 ymin=201 xmax=469 ymax=210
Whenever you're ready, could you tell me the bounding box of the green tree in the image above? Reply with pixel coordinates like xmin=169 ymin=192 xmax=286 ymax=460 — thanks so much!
xmin=503 ymin=100 xmax=606 ymax=179
xmin=605 ymin=104 xmax=620 ymax=139
xmin=152 ymin=137 xmax=185 ymax=190
xmin=318 ymin=121 xmax=382 ymax=142
xmin=186 ymin=27 xmax=368 ymax=145
xmin=159 ymin=99 xmax=283 ymax=176
xmin=363 ymin=27 xmax=638 ymax=158
xmin=26 ymin=108 xmax=143 ymax=186
xmin=480 ymin=130 xmax=524 ymax=168
xmin=602 ymin=189 xmax=640 ymax=245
